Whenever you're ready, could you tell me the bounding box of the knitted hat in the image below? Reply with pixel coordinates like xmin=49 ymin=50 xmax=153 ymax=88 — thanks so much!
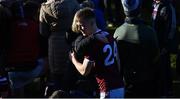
xmin=0 ymin=0 xmax=6 ymax=2
xmin=0 ymin=0 xmax=14 ymax=7
xmin=121 ymin=0 xmax=141 ymax=17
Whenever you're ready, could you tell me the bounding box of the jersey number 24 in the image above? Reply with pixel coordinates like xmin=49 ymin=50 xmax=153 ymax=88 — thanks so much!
xmin=103 ymin=41 xmax=120 ymax=66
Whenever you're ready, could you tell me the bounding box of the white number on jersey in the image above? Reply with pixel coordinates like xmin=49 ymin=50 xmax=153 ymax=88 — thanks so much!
xmin=103 ymin=41 xmax=120 ymax=66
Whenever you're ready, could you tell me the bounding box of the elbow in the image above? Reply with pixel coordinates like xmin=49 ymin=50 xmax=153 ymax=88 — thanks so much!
xmin=73 ymin=58 xmax=93 ymax=76
xmin=79 ymin=65 xmax=93 ymax=76
xmin=77 ymin=64 xmax=85 ymax=75
xmin=79 ymin=68 xmax=90 ymax=76
xmin=79 ymin=70 xmax=86 ymax=76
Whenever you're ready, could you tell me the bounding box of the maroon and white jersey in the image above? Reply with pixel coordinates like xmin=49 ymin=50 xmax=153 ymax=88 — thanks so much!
xmin=75 ymin=30 xmax=124 ymax=93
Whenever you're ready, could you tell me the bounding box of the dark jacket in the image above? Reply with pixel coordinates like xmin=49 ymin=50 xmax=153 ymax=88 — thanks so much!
xmin=39 ymin=0 xmax=80 ymax=75
xmin=0 ymin=2 xmax=11 ymax=73
xmin=114 ymin=17 xmax=159 ymax=84
xmin=0 ymin=3 xmax=11 ymax=50
xmin=152 ymin=1 xmax=177 ymax=53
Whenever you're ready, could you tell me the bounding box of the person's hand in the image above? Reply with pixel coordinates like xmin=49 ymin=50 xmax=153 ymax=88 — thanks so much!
xmin=69 ymin=51 xmax=75 ymax=61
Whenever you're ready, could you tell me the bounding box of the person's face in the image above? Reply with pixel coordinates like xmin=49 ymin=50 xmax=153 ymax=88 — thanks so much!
xmin=76 ymin=19 xmax=92 ymax=36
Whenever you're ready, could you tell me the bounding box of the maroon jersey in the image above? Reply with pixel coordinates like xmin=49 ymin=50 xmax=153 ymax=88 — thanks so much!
xmin=75 ymin=30 xmax=123 ymax=93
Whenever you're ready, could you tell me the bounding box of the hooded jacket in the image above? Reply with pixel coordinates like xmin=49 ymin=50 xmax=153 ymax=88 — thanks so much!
xmin=39 ymin=0 xmax=80 ymax=75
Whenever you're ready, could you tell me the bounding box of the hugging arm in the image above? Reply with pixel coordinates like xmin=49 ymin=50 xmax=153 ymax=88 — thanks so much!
xmin=70 ymin=52 xmax=94 ymax=76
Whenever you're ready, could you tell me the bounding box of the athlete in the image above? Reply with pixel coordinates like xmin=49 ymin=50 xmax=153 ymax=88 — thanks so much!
xmin=70 ymin=7 xmax=124 ymax=98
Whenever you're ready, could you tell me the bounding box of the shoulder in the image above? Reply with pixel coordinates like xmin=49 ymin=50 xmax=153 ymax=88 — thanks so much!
xmin=114 ymin=23 xmax=129 ymax=33
xmin=139 ymin=24 xmax=153 ymax=31
xmin=113 ymin=23 xmax=128 ymax=40
xmin=75 ymin=35 xmax=84 ymax=45
xmin=94 ymin=31 xmax=110 ymax=43
xmin=160 ymin=6 xmax=168 ymax=15
xmin=39 ymin=3 xmax=50 ymax=15
xmin=138 ymin=24 xmax=158 ymax=44
xmin=74 ymin=35 xmax=94 ymax=52
xmin=139 ymin=24 xmax=156 ymax=36
xmin=40 ymin=1 xmax=63 ymax=18
xmin=159 ymin=2 xmax=171 ymax=15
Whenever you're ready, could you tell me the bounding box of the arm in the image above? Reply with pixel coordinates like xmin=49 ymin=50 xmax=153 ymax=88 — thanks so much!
xmin=70 ymin=51 xmax=94 ymax=76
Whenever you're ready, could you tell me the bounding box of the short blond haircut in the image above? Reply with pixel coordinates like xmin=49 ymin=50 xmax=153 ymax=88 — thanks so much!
xmin=72 ymin=7 xmax=96 ymax=33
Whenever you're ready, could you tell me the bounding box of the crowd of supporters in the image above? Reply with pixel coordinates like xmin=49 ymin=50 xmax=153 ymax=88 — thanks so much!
xmin=0 ymin=0 xmax=179 ymax=98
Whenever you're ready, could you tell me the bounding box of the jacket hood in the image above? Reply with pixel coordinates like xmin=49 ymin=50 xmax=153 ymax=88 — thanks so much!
xmin=41 ymin=0 xmax=67 ymax=19
xmin=41 ymin=2 xmax=55 ymax=18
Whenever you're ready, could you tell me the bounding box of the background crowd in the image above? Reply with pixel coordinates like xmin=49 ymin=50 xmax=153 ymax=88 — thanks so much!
xmin=0 ymin=0 xmax=180 ymax=98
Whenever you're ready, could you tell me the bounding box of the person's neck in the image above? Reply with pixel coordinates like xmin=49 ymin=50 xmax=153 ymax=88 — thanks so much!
xmin=93 ymin=27 xmax=100 ymax=34
xmin=87 ymin=26 xmax=99 ymax=36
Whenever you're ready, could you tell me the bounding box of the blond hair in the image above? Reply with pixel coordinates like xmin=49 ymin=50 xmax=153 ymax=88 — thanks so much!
xmin=72 ymin=7 xmax=96 ymax=33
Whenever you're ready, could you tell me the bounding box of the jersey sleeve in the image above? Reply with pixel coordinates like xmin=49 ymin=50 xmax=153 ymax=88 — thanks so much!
xmin=74 ymin=35 xmax=95 ymax=61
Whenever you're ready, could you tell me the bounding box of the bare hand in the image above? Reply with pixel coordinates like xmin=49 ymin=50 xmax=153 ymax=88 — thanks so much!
xmin=69 ymin=51 xmax=75 ymax=61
